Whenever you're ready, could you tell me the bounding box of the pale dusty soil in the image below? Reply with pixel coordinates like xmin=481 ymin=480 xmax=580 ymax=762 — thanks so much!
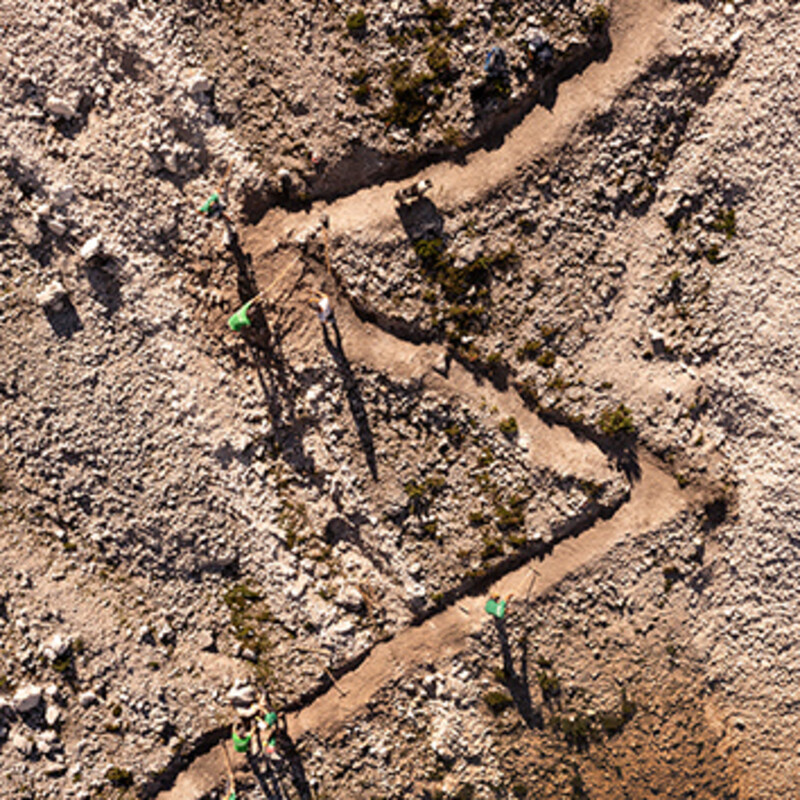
xmin=2 ymin=0 xmax=800 ymax=798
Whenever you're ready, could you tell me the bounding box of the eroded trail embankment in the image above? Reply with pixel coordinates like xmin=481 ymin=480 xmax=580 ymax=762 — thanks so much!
xmin=157 ymin=2 xmax=678 ymax=797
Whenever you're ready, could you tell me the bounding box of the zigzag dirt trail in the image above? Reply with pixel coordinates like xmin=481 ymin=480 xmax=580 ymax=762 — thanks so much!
xmin=156 ymin=1 xmax=679 ymax=797
xmin=250 ymin=0 xmax=672 ymax=246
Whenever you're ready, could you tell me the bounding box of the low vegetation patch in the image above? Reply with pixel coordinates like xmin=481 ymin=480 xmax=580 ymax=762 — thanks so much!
xmin=346 ymin=8 xmax=367 ymax=35
xmin=598 ymin=403 xmax=635 ymax=437
xmin=484 ymin=690 xmax=513 ymax=715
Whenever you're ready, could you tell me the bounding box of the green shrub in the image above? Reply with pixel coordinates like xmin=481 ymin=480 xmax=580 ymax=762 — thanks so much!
xmin=537 ymin=670 xmax=561 ymax=700
xmin=599 ymin=710 xmax=624 ymax=735
xmin=348 ymin=67 xmax=369 ymax=84
xmin=498 ymin=416 xmax=518 ymax=437
xmin=442 ymin=125 xmax=465 ymax=148
xmin=480 ymin=536 xmax=504 ymax=561
xmin=469 ymin=509 xmax=489 ymax=526
xmin=382 ymin=61 xmax=435 ymax=130
xmin=537 ymin=350 xmax=556 ymax=368
xmin=346 ymin=8 xmax=367 ymax=34
xmin=453 ymin=785 xmax=475 ymax=800
xmin=414 ymin=237 xmax=445 ymax=262
xmin=550 ymin=712 xmax=591 ymax=748
xmin=662 ymin=563 xmax=681 ymax=591
xmin=587 ymin=4 xmax=610 ymax=30
xmin=423 ymin=1 xmax=452 ymax=33
xmin=495 ymin=494 xmax=525 ymax=531
xmin=705 ymin=243 xmax=722 ymax=263
xmin=516 ymin=377 xmax=539 ymax=408
xmin=712 ymin=207 xmax=736 ymax=239
xmin=598 ymin=403 xmax=635 ymax=437
xmin=444 ymin=422 xmax=464 ymax=445
xmin=352 ymin=83 xmax=371 ymax=102
xmin=426 ymin=40 xmax=452 ymax=78
xmin=601 ymin=688 xmax=636 ymax=734
xmin=348 ymin=67 xmax=371 ymax=102
xmin=484 ymin=690 xmax=513 ymax=715
xmin=106 ymin=766 xmax=134 ymax=788
xmin=516 ymin=339 xmax=542 ymax=360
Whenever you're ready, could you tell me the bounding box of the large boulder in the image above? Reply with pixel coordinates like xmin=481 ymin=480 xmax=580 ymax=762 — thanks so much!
xmin=13 ymin=684 xmax=42 ymax=714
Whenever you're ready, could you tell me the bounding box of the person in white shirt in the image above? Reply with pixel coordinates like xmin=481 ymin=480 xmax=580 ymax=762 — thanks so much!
xmin=309 ymin=293 xmax=333 ymax=324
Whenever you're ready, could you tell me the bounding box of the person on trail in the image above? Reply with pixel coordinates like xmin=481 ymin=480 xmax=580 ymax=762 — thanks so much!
xmin=394 ymin=178 xmax=432 ymax=209
xmin=526 ymin=30 xmax=553 ymax=70
xmin=484 ymin=46 xmax=508 ymax=77
xmin=485 ymin=593 xmax=512 ymax=620
xmin=309 ymin=293 xmax=334 ymax=324
xmin=198 ymin=190 xmax=229 ymax=221
xmin=231 ymin=716 xmax=256 ymax=756
xmin=256 ymin=702 xmax=280 ymax=759
xmin=199 ymin=164 xmax=235 ymax=246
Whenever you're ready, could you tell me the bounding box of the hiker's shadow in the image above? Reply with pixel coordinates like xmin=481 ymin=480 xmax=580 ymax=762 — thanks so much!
xmin=495 ymin=619 xmax=542 ymax=730
xmin=396 ymin=197 xmax=443 ymax=242
xmin=245 ymin=727 xmax=312 ymax=800
xmin=249 ymin=341 xmax=318 ymax=479
xmin=229 ymin=227 xmax=259 ymax=300
xmin=322 ymin=319 xmax=378 ymax=480
xmin=246 ymin=751 xmax=288 ymax=800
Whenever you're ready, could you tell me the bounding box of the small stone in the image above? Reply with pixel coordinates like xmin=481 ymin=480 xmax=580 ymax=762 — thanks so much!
xmin=45 ymin=96 xmax=77 ymax=118
xmin=185 ymin=72 xmax=212 ymax=94
xmin=45 ymin=705 xmax=61 ymax=727
xmin=138 ymin=625 xmax=154 ymax=644
xmin=432 ymin=352 xmax=449 ymax=376
xmin=78 ymin=690 xmax=98 ymax=708
xmin=157 ymin=623 xmax=175 ymax=646
xmin=227 ymin=682 xmax=256 ymax=708
xmin=163 ymin=150 xmax=179 ymax=173
xmin=13 ymin=684 xmax=43 ymax=714
xmin=11 ymin=730 xmax=35 ymax=757
xmin=52 ymin=184 xmax=75 ymax=206
xmin=47 ymin=218 xmax=68 ymax=236
xmin=36 ymin=280 xmax=68 ymax=311
xmin=80 ymin=236 xmax=103 ymax=262
xmin=335 ymin=585 xmax=364 ymax=612
xmin=36 ymin=729 xmax=59 ymax=755
xmin=41 ymin=633 xmax=71 ymax=662
xmin=648 ymin=328 xmax=665 ymax=352
xmin=197 ymin=630 xmax=215 ymax=652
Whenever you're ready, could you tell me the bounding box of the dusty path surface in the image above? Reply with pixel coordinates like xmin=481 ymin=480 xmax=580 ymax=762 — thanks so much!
xmin=250 ymin=0 xmax=673 ymax=247
xmin=289 ymin=453 xmax=682 ymax=742
xmin=157 ymin=454 xmax=684 ymax=800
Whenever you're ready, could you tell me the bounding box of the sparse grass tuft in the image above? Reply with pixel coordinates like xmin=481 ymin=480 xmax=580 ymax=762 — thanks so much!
xmin=586 ymin=3 xmax=610 ymax=30
xmin=498 ymin=416 xmax=518 ymax=437
xmin=105 ymin=766 xmax=134 ymax=788
xmin=598 ymin=403 xmax=635 ymax=437
xmin=484 ymin=690 xmax=513 ymax=715
xmin=537 ymin=670 xmax=561 ymax=701
xmin=712 ymin=207 xmax=736 ymax=239
xmin=346 ymin=8 xmax=367 ymax=35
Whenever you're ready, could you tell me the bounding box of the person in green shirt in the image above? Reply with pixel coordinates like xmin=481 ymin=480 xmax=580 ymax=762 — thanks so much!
xmin=257 ymin=701 xmax=280 ymax=758
xmin=198 ymin=164 xmax=234 ymax=237
xmin=485 ymin=593 xmax=512 ymax=620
